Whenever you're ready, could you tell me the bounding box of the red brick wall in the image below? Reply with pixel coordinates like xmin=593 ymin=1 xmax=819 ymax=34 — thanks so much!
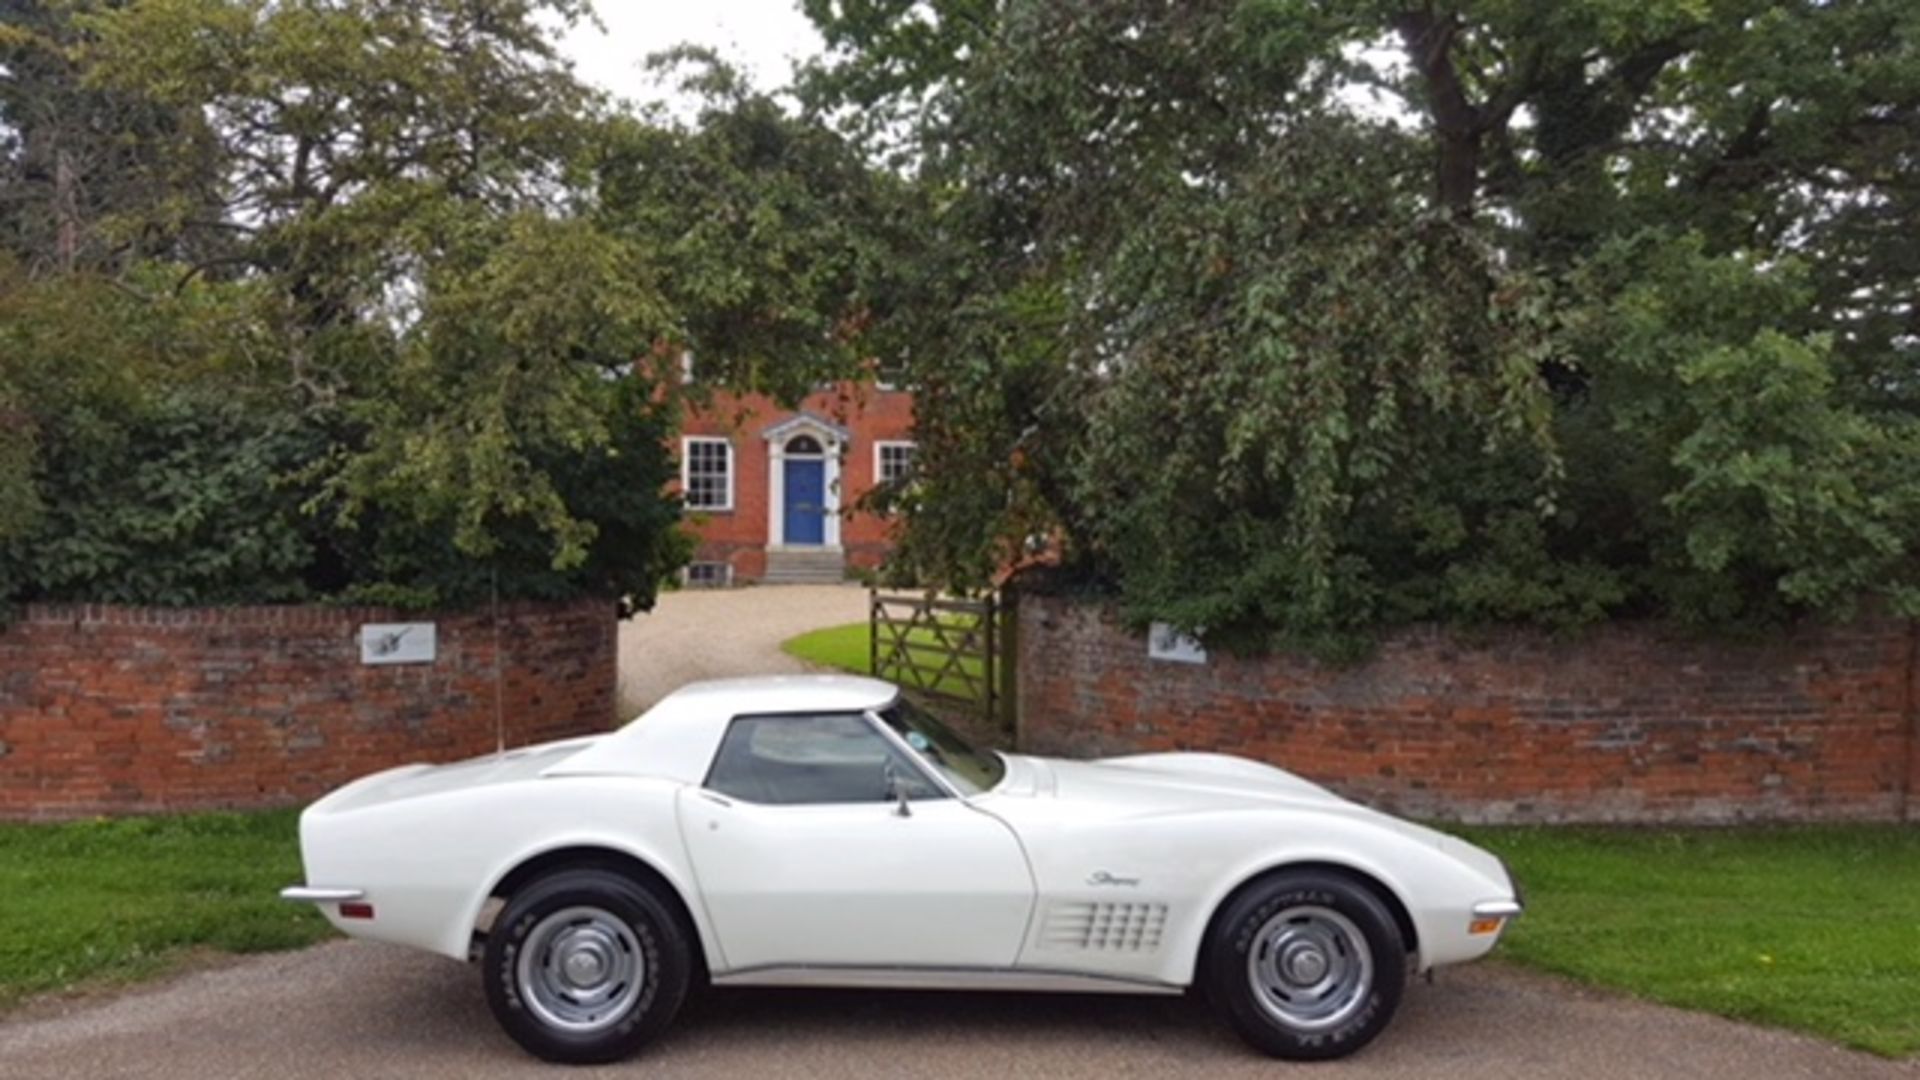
xmin=0 ymin=599 xmax=616 ymax=820
xmin=1017 ymin=594 xmax=1920 ymax=824
xmin=678 ymin=381 xmax=915 ymax=580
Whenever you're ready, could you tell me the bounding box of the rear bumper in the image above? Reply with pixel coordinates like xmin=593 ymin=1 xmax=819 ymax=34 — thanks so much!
xmin=279 ymin=885 xmax=365 ymax=904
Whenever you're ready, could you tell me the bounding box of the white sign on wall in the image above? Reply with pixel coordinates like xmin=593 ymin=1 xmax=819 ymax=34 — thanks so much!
xmin=1148 ymin=622 xmax=1207 ymax=665
xmin=360 ymin=622 xmax=437 ymax=666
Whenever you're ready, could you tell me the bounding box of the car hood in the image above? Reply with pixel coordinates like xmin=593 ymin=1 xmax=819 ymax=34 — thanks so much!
xmin=1011 ymin=751 xmax=1498 ymax=872
xmin=1030 ymin=751 xmax=1346 ymax=812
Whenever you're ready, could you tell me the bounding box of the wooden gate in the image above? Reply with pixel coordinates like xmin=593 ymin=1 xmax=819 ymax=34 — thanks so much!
xmin=868 ymin=590 xmax=1009 ymax=734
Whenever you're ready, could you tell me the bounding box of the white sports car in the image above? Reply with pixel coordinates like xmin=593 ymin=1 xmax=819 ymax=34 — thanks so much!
xmin=283 ymin=675 xmax=1522 ymax=1063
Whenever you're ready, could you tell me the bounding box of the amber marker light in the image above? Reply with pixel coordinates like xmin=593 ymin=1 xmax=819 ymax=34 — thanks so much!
xmin=1469 ymin=899 xmax=1523 ymax=936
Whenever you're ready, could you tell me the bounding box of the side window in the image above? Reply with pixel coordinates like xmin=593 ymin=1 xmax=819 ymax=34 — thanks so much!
xmin=706 ymin=714 xmax=943 ymax=806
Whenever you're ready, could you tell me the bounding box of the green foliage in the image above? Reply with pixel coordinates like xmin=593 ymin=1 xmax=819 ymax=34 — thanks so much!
xmin=0 ymin=0 xmax=221 ymax=274
xmin=330 ymin=212 xmax=672 ymax=574
xmin=870 ymin=275 xmax=1082 ymax=592
xmin=69 ymin=0 xmax=645 ymax=583
xmin=0 ymin=258 xmax=313 ymax=606
xmin=0 ymin=2 xmax=917 ymax=615
xmin=1076 ymin=121 xmax=1558 ymax=649
xmin=10 ymin=0 xmax=1915 ymax=641
xmin=0 ymin=0 xmax=713 ymax=613
xmin=0 ymin=412 xmax=35 ymax=548
xmin=597 ymin=50 xmax=911 ymax=401
xmin=5 ymin=389 xmax=319 ymax=606
xmin=804 ymin=0 xmax=1920 ymax=651
xmin=1559 ymin=234 xmax=1920 ymax=622
xmin=319 ymin=371 xmax=692 ymax=616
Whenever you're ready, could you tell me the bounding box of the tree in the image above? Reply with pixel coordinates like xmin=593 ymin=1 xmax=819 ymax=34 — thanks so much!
xmin=61 ymin=0 xmax=684 ymax=603
xmin=0 ymin=1 xmax=222 ymax=273
xmin=0 ymin=254 xmax=316 ymax=606
xmin=803 ymin=0 xmax=1920 ymax=649
xmin=593 ymin=49 xmax=912 ymax=402
xmin=1253 ymin=0 xmax=1920 ymax=404
xmin=4 ymin=1 xmax=909 ymax=615
xmin=3 ymin=0 xmax=694 ymax=613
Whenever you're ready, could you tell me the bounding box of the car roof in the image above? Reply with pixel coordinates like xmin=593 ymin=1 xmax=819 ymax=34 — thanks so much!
xmin=653 ymin=674 xmax=901 ymax=716
xmin=546 ymin=673 xmax=903 ymax=784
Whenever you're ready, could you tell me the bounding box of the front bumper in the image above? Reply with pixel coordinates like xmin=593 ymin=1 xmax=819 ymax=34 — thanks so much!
xmin=1467 ymin=857 xmax=1524 ymax=937
xmin=1471 ymin=899 xmax=1523 ymax=919
xmin=279 ymin=885 xmax=365 ymax=904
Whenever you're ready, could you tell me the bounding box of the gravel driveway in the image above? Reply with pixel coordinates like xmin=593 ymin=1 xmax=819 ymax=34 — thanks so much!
xmin=0 ymin=941 xmax=1910 ymax=1080
xmin=616 ymin=583 xmax=870 ymax=717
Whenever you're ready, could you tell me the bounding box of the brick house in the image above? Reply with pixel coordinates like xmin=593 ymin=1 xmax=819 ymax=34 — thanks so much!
xmin=675 ymin=381 xmax=914 ymax=584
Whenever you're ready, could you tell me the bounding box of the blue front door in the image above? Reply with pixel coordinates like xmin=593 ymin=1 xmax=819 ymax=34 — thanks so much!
xmin=783 ymin=459 xmax=826 ymax=545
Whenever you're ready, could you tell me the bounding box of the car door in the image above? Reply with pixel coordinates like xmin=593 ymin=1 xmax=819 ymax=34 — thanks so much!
xmin=675 ymin=711 xmax=1035 ymax=971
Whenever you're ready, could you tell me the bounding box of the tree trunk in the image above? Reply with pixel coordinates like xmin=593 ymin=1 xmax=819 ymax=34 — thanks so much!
xmin=1434 ymin=130 xmax=1480 ymax=220
xmin=1394 ymin=11 xmax=1483 ymax=221
xmin=53 ymin=144 xmax=79 ymax=272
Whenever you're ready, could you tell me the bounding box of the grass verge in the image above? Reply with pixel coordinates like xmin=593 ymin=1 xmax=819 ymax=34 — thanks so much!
xmin=1461 ymin=824 xmax=1920 ymax=1057
xmin=0 ymin=809 xmax=333 ymax=1009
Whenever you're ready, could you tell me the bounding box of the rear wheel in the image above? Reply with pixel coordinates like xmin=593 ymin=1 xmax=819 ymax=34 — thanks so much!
xmin=1203 ymin=870 xmax=1406 ymax=1060
xmin=482 ymin=868 xmax=690 ymax=1064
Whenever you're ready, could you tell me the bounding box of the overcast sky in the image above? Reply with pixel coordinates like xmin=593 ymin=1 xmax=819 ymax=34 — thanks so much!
xmin=555 ymin=4 xmax=1411 ymax=126
xmin=557 ymin=1 xmax=825 ymax=105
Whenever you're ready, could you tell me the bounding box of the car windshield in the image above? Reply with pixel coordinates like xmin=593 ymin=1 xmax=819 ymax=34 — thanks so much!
xmin=875 ymin=698 xmax=1006 ymax=796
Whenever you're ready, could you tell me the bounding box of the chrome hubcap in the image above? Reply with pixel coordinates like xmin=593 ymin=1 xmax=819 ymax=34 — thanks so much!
xmin=1247 ymin=905 xmax=1373 ymax=1031
xmin=517 ymin=906 xmax=644 ymax=1033
xmin=1282 ymin=940 xmax=1329 ymax=983
xmin=563 ymin=947 xmax=607 ymax=984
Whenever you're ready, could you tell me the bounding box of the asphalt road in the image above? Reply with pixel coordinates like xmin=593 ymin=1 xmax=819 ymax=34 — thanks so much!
xmin=0 ymin=941 xmax=1909 ymax=1080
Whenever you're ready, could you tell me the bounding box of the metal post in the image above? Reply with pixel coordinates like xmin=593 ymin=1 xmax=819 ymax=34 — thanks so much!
xmin=997 ymin=586 xmax=1019 ymax=744
xmin=984 ymin=592 xmax=996 ymax=734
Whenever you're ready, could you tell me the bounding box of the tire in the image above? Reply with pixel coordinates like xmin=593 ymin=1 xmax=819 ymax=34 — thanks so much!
xmin=482 ymin=867 xmax=691 ymax=1064
xmin=1202 ymin=869 xmax=1406 ymax=1060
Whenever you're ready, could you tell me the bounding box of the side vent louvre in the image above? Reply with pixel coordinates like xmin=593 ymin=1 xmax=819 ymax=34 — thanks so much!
xmin=1040 ymin=901 xmax=1168 ymax=952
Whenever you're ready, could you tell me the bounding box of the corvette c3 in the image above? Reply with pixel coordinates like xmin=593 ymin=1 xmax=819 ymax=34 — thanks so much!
xmin=283 ymin=675 xmax=1523 ymax=1063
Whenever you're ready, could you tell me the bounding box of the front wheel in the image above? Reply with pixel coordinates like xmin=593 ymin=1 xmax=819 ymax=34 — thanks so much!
xmin=482 ymin=868 xmax=691 ymax=1064
xmin=1203 ymin=869 xmax=1406 ymax=1060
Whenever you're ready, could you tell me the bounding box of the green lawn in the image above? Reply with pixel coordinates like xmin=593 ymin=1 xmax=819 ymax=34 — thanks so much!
xmin=1461 ymin=825 xmax=1920 ymax=1058
xmin=783 ymin=620 xmax=987 ymax=701
xmin=0 ymin=810 xmax=333 ymax=1008
xmin=782 ymin=621 xmax=872 ymax=672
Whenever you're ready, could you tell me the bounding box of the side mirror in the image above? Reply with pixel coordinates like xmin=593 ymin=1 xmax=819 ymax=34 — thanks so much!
xmin=883 ymin=762 xmax=912 ymax=818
